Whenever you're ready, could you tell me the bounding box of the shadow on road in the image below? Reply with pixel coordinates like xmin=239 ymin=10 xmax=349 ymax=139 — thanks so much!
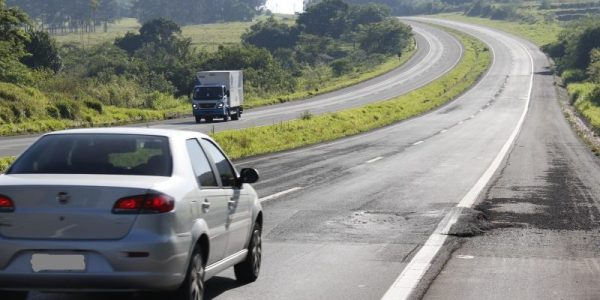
xmin=29 ymin=277 xmax=245 ymax=300
xmin=204 ymin=276 xmax=245 ymax=299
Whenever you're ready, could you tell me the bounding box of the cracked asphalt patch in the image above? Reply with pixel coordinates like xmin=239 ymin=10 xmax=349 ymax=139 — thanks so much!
xmin=477 ymin=155 xmax=600 ymax=231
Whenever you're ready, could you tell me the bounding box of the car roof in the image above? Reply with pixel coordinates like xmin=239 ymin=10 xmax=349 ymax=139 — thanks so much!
xmin=47 ymin=127 xmax=210 ymax=140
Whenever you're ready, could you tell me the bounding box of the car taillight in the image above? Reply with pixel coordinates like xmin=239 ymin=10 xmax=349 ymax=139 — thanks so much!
xmin=0 ymin=195 xmax=15 ymax=212
xmin=113 ymin=194 xmax=174 ymax=214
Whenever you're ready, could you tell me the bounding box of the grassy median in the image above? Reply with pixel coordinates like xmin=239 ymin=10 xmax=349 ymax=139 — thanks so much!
xmin=212 ymin=28 xmax=491 ymax=160
xmin=0 ymin=27 xmax=490 ymax=173
xmin=431 ymin=13 xmax=561 ymax=47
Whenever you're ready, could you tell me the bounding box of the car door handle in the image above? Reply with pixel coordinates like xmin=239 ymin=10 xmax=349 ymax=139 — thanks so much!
xmin=202 ymin=200 xmax=210 ymax=212
xmin=228 ymin=200 xmax=237 ymax=210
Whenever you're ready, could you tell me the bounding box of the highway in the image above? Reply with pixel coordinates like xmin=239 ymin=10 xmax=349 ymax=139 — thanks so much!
xmin=0 ymin=21 xmax=462 ymax=157
xmin=21 ymin=17 xmax=600 ymax=300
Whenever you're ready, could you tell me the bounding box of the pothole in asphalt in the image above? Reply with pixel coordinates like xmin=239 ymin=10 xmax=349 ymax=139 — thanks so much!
xmin=445 ymin=207 xmax=493 ymax=237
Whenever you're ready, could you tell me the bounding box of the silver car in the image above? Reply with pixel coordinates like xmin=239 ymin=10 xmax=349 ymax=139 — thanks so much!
xmin=0 ymin=128 xmax=263 ymax=300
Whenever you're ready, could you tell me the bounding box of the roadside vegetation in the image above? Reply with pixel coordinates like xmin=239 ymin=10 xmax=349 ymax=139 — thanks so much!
xmin=211 ymin=29 xmax=491 ymax=159
xmin=544 ymin=17 xmax=600 ymax=137
xmin=0 ymin=28 xmax=490 ymax=172
xmin=0 ymin=0 xmax=414 ymax=136
xmin=432 ymin=13 xmax=561 ymax=47
xmin=430 ymin=3 xmax=600 ymax=152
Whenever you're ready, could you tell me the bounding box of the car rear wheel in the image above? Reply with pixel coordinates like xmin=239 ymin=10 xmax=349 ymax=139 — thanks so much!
xmin=234 ymin=223 xmax=262 ymax=283
xmin=172 ymin=248 xmax=205 ymax=300
xmin=0 ymin=291 xmax=28 ymax=300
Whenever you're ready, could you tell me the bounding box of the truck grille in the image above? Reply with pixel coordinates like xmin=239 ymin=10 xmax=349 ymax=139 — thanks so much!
xmin=200 ymin=104 xmax=215 ymax=109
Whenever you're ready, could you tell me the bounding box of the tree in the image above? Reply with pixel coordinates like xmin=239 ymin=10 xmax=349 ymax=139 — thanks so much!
xmin=574 ymin=25 xmax=600 ymax=69
xmin=357 ymin=19 xmax=412 ymax=55
xmin=242 ymin=17 xmax=299 ymax=52
xmin=347 ymin=3 xmax=390 ymax=30
xmin=0 ymin=0 xmax=32 ymax=83
xmin=115 ymin=18 xmax=182 ymax=55
xmin=133 ymin=0 xmax=266 ymax=25
xmin=588 ymin=48 xmax=600 ymax=83
xmin=297 ymin=0 xmax=350 ymax=38
xmin=21 ymin=30 xmax=62 ymax=72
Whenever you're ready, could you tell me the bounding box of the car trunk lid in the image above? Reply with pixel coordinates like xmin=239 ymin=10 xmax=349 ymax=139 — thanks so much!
xmin=0 ymin=174 xmax=169 ymax=240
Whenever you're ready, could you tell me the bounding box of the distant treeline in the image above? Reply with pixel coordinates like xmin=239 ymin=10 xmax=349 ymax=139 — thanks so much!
xmin=310 ymin=0 xmax=466 ymax=15
xmin=5 ymin=0 xmax=266 ymax=33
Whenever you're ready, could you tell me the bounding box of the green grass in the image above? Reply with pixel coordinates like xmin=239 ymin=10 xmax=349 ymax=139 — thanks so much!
xmin=245 ymin=41 xmax=418 ymax=108
xmin=0 ymin=99 xmax=190 ymax=136
xmin=569 ymin=82 xmax=600 ymax=130
xmin=211 ymin=28 xmax=491 ymax=160
xmin=52 ymin=17 xmax=294 ymax=52
xmin=53 ymin=18 xmax=250 ymax=51
xmin=432 ymin=13 xmax=561 ymax=46
xmin=54 ymin=18 xmax=142 ymax=46
xmin=182 ymin=22 xmax=252 ymax=52
xmin=0 ymin=156 xmax=15 ymax=173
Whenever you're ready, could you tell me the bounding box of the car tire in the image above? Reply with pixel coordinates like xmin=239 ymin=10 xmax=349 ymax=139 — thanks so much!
xmin=0 ymin=291 xmax=28 ymax=300
xmin=195 ymin=116 xmax=201 ymax=124
xmin=223 ymin=112 xmax=230 ymax=122
xmin=234 ymin=223 xmax=262 ymax=283
xmin=172 ymin=248 xmax=205 ymax=300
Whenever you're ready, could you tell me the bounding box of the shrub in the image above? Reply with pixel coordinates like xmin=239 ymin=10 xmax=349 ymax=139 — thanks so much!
xmin=562 ymin=69 xmax=587 ymax=84
xmin=590 ymin=85 xmax=600 ymax=105
xmin=331 ymin=58 xmax=354 ymax=76
xmin=46 ymin=106 xmax=60 ymax=118
xmin=84 ymin=100 xmax=103 ymax=113
xmin=299 ymin=110 xmax=313 ymax=120
xmin=145 ymin=92 xmax=182 ymax=110
xmin=55 ymin=100 xmax=81 ymax=120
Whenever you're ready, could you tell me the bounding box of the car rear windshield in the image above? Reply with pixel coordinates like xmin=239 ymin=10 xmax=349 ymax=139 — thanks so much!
xmin=8 ymin=134 xmax=172 ymax=176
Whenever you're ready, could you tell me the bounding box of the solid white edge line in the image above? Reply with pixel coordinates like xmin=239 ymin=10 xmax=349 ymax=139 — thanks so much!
xmin=259 ymin=187 xmax=303 ymax=203
xmin=381 ymin=26 xmax=535 ymax=300
xmin=367 ymin=157 xmax=384 ymax=164
xmin=413 ymin=141 xmax=424 ymax=146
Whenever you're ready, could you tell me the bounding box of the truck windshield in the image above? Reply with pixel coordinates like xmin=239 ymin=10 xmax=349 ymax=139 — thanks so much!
xmin=194 ymin=87 xmax=223 ymax=100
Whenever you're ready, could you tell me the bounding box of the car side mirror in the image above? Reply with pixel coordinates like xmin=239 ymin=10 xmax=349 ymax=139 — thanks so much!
xmin=239 ymin=168 xmax=259 ymax=184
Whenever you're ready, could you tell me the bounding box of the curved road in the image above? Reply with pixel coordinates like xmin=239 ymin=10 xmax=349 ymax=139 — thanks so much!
xmin=0 ymin=22 xmax=461 ymax=157
xmin=22 ymin=17 xmax=599 ymax=300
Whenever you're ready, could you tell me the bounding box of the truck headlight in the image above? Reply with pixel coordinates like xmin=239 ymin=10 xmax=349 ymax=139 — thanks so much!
xmin=193 ymin=104 xmax=198 ymax=109
xmin=217 ymin=103 xmax=224 ymax=108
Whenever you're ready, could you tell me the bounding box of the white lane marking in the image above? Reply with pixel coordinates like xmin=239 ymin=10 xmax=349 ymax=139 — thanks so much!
xmin=259 ymin=187 xmax=303 ymax=203
xmin=413 ymin=141 xmax=424 ymax=146
xmin=440 ymin=129 xmax=448 ymax=133
xmin=381 ymin=23 xmax=534 ymax=300
xmin=367 ymin=157 xmax=384 ymax=164
xmin=458 ymin=121 xmax=464 ymax=125
xmin=457 ymin=255 xmax=475 ymax=259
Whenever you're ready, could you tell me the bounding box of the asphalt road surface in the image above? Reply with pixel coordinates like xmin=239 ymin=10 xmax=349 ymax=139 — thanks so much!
xmin=423 ymin=22 xmax=600 ymax=300
xmin=20 ymin=18 xmax=600 ymax=300
xmin=0 ymin=21 xmax=462 ymax=157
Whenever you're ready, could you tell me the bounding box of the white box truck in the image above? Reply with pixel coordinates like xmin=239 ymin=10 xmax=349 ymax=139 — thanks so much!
xmin=192 ymin=71 xmax=244 ymax=123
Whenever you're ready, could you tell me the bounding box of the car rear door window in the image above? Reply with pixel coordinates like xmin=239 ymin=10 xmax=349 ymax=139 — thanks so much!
xmin=186 ymin=139 xmax=218 ymax=187
xmin=200 ymin=139 xmax=237 ymax=187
